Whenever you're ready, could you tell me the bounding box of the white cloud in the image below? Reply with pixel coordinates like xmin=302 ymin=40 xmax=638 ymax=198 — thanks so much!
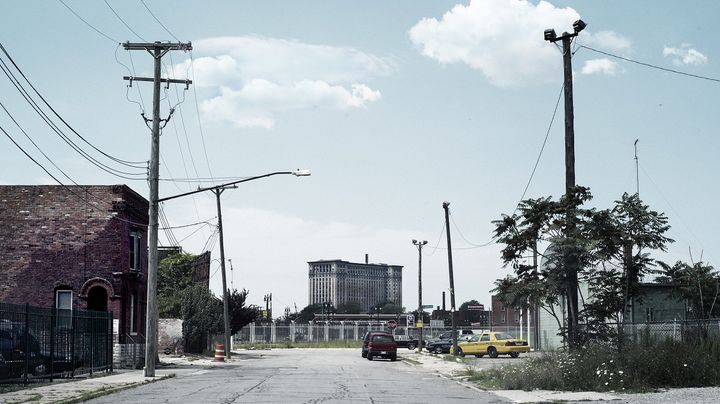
xmin=181 ymin=36 xmax=392 ymax=128
xmin=663 ymin=44 xmax=708 ymax=66
xmin=408 ymin=0 xmax=583 ymax=87
xmin=581 ymin=58 xmax=619 ymax=76
xmin=582 ymin=30 xmax=632 ymax=52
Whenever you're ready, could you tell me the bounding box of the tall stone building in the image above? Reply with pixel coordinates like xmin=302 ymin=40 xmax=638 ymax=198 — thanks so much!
xmin=308 ymin=258 xmax=402 ymax=312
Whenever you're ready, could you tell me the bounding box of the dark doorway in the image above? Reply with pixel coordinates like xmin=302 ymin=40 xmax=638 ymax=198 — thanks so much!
xmin=87 ymin=286 xmax=108 ymax=312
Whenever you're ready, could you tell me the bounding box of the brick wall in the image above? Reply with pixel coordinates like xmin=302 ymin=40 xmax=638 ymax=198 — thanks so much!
xmin=0 ymin=185 xmax=148 ymax=338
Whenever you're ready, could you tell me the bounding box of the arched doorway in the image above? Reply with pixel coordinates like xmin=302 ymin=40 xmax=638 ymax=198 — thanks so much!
xmin=87 ymin=286 xmax=108 ymax=312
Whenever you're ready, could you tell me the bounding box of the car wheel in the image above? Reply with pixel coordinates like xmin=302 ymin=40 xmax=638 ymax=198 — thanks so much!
xmin=361 ymin=352 xmax=367 ymax=358
xmin=434 ymin=347 xmax=443 ymax=354
xmin=457 ymin=348 xmax=465 ymax=357
xmin=488 ymin=346 xmax=498 ymax=358
xmin=407 ymin=343 xmax=416 ymax=350
xmin=390 ymin=354 xmax=397 ymax=361
xmin=367 ymin=353 xmax=373 ymax=361
xmin=510 ymin=352 xmax=520 ymax=358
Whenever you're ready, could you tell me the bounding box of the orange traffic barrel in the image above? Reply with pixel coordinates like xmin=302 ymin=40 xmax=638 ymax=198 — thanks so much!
xmin=214 ymin=343 xmax=225 ymax=362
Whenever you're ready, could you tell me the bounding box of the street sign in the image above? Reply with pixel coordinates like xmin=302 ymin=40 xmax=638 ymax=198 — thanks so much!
xmin=406 ymin=314 xmax=414 ymax=325
xmin=421 ymin=304 xmax=434 ymax=309
xmin=387 ymin=320 xmax=397 ymax=329
xmin=415 ymin=320 xmax=423 ymax=328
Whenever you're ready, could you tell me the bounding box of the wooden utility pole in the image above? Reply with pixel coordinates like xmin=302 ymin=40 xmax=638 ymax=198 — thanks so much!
xmin=214 ymin=186 xmax=237 ymax=359
xmin=123 ymin=41 xmax=192 ymax=378
xmin=412 ymin=239 xmax=427 ymax=352
xmin=442 ymin=201 xmax=457 ymax=355
xmin=545 ymin=20 xmax=585 ymax=349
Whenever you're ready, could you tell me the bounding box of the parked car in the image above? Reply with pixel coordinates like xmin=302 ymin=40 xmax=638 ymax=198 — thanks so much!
xmin=426 ymin=338 xmax=454 ymax=354
xmin=425 ymin=329 xmax=480 ymax=346
xmin=0 ymin=326 xmax=45 ymax=378
xmin=393 ymin=335 xmax=424 ymax=350
xmin=361 ymin=331 xmax=397 ymax=361
xmin=456 ymin=332 xmax=529 ymax=358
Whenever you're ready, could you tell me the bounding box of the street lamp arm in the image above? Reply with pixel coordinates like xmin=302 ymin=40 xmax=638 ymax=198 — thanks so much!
xmin=158 ymin=170 xmax=310 ymax=203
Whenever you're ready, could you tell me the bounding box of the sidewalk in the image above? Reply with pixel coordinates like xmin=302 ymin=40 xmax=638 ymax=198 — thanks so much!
xmin=0 ymin=355 xmax=228 ymax=404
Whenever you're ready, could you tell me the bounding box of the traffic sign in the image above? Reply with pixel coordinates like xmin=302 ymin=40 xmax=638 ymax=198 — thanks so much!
xmin=421 ymin=304 xmax=434 ymax=309
xmin=387 ymin=320 xmax=397 ymax=329
xmin=415 ymin=320 xmax=423 ymax=328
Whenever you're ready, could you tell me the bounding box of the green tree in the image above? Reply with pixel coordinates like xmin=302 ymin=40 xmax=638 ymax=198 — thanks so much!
xmin=228 ymin=288 xmax=261 ymax=334
xmin=493 ymin=188 xmax=672 ymax=347
xmin=337 ymin=301 xmax=363 ymax=314
xmin=296 ymin=303 xmax=324 ymax=323
xmin=158 ymin=253 xmax=196 ymax=318
xmin=181 ymin=285 xmax=223 ymax=353
xmin=658 ymin=260 xmax=719 ymax=320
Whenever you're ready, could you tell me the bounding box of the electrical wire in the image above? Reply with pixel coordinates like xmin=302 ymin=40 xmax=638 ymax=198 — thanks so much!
xmin=139 ymin=0 xmax=181 ymax=42
xmin=189 ymin=51 xmax=216 ymax=184
xmin=0 ymin=56 xmax=147 ymax=179
xmin=160 ymin=218 xmax=216 ymax=230
xmin=0 ymin=123 xmax=148 ymax=228
xmin=0 ymin=43 xmax=147 ymax=169
xmin=515 ymin=82 xmax=564 ymax=210
xmin=58 ymin=0 xmax=119 ymax=44
xmin=0 ymin=100 xmax=81 ymax=186
xmin=104 ymin=0 xmax=147 ymax=42
xmin=578 ymin=45 xmax=720 ymax=83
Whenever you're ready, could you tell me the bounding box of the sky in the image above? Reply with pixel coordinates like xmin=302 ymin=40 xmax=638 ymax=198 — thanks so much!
xmin=1 ymin=0 xmax=718 ymax=314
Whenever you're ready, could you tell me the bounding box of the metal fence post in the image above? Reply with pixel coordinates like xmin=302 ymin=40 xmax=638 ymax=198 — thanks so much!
xmin=50 ymin=308 xmax=55 ymax=382
xmin=23 ymin=303 xmax=29 ymax=385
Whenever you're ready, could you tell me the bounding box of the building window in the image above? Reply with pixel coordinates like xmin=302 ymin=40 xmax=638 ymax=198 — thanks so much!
xmin=56 ymin=290 xmax=73 ymax=327
xmin=129 ymin=231 xmax=142 ymax=271
xmin=130 ymin=292 xmax=138 ymax=334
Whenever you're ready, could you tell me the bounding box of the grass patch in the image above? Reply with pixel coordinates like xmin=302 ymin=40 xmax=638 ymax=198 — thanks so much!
xmin=234 ymin=340 xmax=362 ymax=350
xmin=464 ymin=337 xmax=720 ymax=392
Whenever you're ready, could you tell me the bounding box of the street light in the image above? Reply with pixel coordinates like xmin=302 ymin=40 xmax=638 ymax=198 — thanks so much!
xmin=156 ymin=169 xmax=311 ymax=359
xmin=412 ymin=239 xmax=427 ymax=352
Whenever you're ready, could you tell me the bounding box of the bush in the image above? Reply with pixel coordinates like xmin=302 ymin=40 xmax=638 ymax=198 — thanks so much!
xmin=467 ymin=337 xmax=720 ymax=392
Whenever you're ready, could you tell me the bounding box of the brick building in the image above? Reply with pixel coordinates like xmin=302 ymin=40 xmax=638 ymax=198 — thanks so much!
xmin=0 ymin=185 xmax=148 ymax=343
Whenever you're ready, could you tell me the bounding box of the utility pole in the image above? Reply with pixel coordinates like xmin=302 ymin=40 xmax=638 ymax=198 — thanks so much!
xmin=544 ymin=20 xmax=586 ymax=349
xmin=213 ymin=186 xmax=236 ymax=359
xmin=412 ymin=239 xmax=427 ymax=352
xmin=123 ymin=41 xmax=191 ymax=378
xmin=442 ymin=201 xmax=457 ymax=355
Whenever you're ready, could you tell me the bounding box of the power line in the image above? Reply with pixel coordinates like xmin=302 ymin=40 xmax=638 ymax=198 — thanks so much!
xmin=189 ymin=51 xmax=215 ymax=184
xmin=0 ymin=124 xmax=148 ymax=228
xmin=58 ymin=0 xmax=119 ymax=43
xmin=516 ymin=82 xmax=564 ymax=208
xmin=0 ymin=57 xmax=147 ymax=180
xmin=0 ymin=42 xmax=147 ymax=169
xmin=160 ymin=218 xmax=216 ymax=230
xmin=139 ymin=0 xmax=181 ymax=42
xmin=104 ymin=0 xmax=147 ymax=42
xmin=579 ymin=45 xmax=720 ymax=83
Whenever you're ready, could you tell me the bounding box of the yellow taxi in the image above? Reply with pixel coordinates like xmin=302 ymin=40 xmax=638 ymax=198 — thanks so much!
xmin=456 ymin=332 xmax=529 ymax=358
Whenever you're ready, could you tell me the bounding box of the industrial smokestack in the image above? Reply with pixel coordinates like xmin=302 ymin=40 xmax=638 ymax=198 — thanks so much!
xmin=442 ymin=291 xmax=446 ymax=311
xmin=365 ymin=254 xmax=368 ymax=264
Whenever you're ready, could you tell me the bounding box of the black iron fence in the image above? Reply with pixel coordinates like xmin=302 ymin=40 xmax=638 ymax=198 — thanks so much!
xmin=0 ymin=302 xmax=113 ymax=384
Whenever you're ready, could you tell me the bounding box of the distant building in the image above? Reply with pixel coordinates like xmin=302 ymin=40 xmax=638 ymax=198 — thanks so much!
xmin=308 ymin=257 xmax=402 ymax=312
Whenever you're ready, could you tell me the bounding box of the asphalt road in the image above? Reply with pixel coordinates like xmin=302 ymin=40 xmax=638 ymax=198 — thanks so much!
xmin=85 ymin=348 xmax=510 ymax=404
